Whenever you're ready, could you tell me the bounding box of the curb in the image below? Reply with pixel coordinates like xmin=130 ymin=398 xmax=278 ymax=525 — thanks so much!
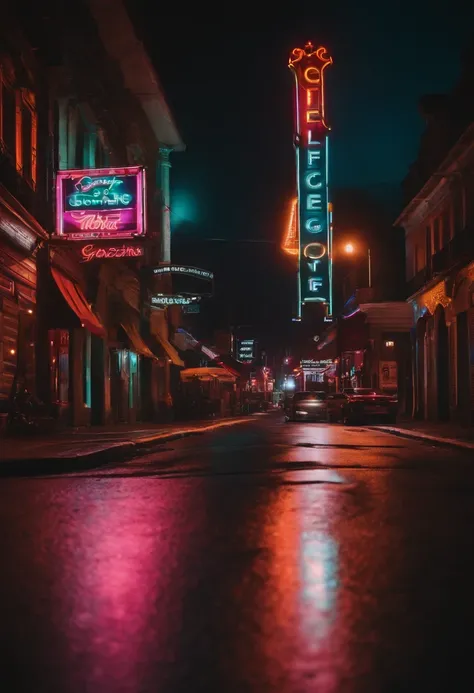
xmin=0 ymin=417 xmax=252 ymax=477
xmin=368 ymin=426 xmax=474 ymax=451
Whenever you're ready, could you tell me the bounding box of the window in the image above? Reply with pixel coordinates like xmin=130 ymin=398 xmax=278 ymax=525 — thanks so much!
xmin=452 ymin=183 xmax=464 ymax=235
xmin=433 ymin=217 xmax=441 ymax=252
xmin=1 ymin=79 xmax=37 ymax=188
xmin=20 ymin=90 xmax=37 ymax=188
xmin=441 ymin=207 xmax=451 ymax=247
xmin=425 ymin=225 xmax=432 ymax=267
xmin=1 ymin=80 xmax=16 ymax=158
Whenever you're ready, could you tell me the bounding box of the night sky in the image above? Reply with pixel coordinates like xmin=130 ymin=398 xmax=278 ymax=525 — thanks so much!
xmin=128 ymin=1 xmax=472 ymax=341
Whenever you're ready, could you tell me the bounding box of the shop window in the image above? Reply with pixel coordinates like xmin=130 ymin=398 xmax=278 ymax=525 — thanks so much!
xmin=49 ymin=329 xmax=69 ymax=404
xmin=129 ymin=351 xmax=138 ymax=409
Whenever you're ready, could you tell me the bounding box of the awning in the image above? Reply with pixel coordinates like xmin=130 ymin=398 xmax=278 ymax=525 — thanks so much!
xmin=180 ymin=367 xmax=236 ymax=383
xmin=155 ymin=333 xmax=184 ymax=367
xmin=120 ymin=321 xmax=158 ymax=360
xmin=51 ymin=267 xmax=105 ymax=337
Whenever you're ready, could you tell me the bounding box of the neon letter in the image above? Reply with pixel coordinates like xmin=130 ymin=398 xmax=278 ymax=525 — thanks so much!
xmin=308 ymin=131 xmax=322 ymax=146
xmin=306 ymin=110 xmax=321 ymax=123
xmin=304 ymin=67 xmax=320 ymax=83
xmin=307 ymin=88 xmax=320 ymax=108
xmin=306 ymin=172 xmax=323 ymax=189
xmin=308 ymin=151 xmax=321 ymax=166
xmin=307 ymin=194 xmax=322 ymax=210
xmin=305 ymin=218 xmax=324 ymax=233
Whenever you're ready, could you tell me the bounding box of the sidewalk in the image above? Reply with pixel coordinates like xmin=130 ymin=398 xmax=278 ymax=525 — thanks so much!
xmin=370 ymin=419 xmax=474 ymax=451
xmin=0 ymin=416 xmax=253 ymax=475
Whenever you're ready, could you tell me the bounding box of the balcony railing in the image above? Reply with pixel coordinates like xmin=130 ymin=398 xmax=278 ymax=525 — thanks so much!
xmin=407 ymin=225 xmax=474 ymax=297
xmin=406 ymin=268 xmax=431 ymax=297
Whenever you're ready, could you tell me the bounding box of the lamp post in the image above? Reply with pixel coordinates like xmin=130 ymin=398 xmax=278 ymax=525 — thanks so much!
xmin=344 ymin=242 xmax=372 ymax=289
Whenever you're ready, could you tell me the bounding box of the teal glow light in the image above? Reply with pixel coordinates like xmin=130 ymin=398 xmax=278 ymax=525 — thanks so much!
xmin=170 ymin=190 xmax=201 ymax=231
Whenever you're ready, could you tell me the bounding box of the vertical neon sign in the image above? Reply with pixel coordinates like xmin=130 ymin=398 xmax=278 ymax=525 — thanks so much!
xmin=289 ymin=43 xmax=333 ymax=319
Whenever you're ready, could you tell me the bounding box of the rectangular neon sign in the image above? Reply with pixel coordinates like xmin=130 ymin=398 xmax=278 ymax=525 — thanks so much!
xmin=55 ymin=166 xmax=145 ymax=239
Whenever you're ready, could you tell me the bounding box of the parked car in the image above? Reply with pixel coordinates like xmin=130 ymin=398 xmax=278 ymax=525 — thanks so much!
xmin=327 ymin=392 xmax=348 ymax=422
xmin=341 ymin=388 xmax=397 ymax=424
xmin=285 ymin=391 xmax=328 ymax=422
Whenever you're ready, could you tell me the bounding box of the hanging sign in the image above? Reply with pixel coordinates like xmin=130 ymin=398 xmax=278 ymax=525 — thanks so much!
xmin=289 ymin=42 xmax=333 ymax=317
xmin=151 ymin=295 xmax=201 ymax=306
xmin=152 ymin=265 xmax=213 ymax=281
xmin=56 ymin=166 xmax=146 ymax=239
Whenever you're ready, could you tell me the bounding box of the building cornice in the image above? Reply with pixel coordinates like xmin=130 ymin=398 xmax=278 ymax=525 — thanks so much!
xmin=88 ymin=0 xmax=185 ymax=152
xmin=395 ymin=121 xmax=474 ymax=229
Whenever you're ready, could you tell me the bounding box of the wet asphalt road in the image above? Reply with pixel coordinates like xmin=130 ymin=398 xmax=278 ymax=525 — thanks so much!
xmin=1 ymin=413 xmax=474 ymax=692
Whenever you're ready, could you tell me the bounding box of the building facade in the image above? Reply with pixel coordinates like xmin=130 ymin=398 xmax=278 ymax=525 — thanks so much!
xmin=1 ymin=0 xmax=184 ymax=433
xmin=0 ymin=9 xmax=50 ymax=433
xmin=397 ymin=43 xmax=474 ymax=425
xmin=398 ymin=122 xmax=474 ymax=424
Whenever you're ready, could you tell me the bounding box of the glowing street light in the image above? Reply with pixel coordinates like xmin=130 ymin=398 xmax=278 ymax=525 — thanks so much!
xmin=343 ymin=241 xmax=372 ymax=288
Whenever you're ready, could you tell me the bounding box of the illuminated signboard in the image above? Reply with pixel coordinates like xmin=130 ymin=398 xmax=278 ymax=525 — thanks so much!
xmin=237 ymin=339 xmax=256 ymax=364
xmin=80 ymin=243 xmax=144 ymax=262
xmin=300 ymin=358 xmax=333 ymax=369
xmin=152 ymin=265 xmax=214 ymax=281
xmin=289 ymin=42 xmax=333 ymax=318
xmin=56 ymin=166 xmax=145 ymax=239
xmin=151 ymin=295 xmax=200 ymax=306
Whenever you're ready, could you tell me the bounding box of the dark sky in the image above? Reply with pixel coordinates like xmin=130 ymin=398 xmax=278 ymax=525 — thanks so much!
xmin=128 ymin=1 xmax=472 ymax=338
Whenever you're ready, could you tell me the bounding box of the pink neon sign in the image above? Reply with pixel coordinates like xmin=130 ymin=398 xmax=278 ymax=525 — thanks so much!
xmin=55 ymin=166 xmax=146 ymax=239
xmin=80 ymin=243 xmax=144 ymax=262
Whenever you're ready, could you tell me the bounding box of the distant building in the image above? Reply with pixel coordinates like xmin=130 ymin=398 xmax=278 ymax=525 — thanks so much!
xmin=397 ymin=44 xmax=474 ymax=424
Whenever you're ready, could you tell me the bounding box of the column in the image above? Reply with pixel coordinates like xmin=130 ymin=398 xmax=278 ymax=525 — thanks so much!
xmin=159 ymin=147 xmax=172 ymax=263
xmin=57 ymin=98 xmax=69 ymax=171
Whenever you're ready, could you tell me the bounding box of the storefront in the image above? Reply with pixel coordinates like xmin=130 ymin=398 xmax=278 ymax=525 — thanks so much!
xmin=0 ymin=184 xmax=48 ymax=432
xmin=37 ymin=244 xmax=107 ymax=426
xmin=410 ymin=265 xmax=474 ymax=424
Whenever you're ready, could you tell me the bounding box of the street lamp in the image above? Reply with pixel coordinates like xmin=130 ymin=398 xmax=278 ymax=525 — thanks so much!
xmin=343 ymin=242 xmax=372 ymax=288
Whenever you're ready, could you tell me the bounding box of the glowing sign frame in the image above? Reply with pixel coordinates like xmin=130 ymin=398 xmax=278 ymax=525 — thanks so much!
xmin=152 ymin=265 xmax=214 ymax=281
xmin=55 ymin=166 xmax=146 ymax=240
xmin=289 ymin=42 xmax=333 ymax=318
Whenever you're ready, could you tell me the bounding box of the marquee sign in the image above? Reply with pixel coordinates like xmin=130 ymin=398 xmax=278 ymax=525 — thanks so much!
xmin=152 ymin=265 xmax=214 ymax=281
xmin=56 ymin=166 xmax=145 ymax=239
xmin=289 ymin=42 xmax=333 ymax=318
xmin=300 ymin=358 xmax=333 ymax=369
